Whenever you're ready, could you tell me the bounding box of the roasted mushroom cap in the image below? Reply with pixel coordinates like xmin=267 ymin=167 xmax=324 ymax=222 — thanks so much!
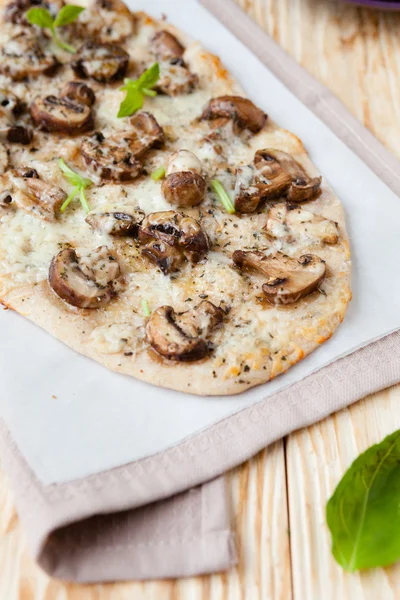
xmin=61 ymin=81 xmax=96 ymax=107
xmin=146 ymin=300 xmax=224 ymax=362
xmin=266 ymin=203 xmax=339 ymax=245
xmin=71 ymin=41 xmax=129 ymax=82
xmin=81 ymin=113 xmax=164 ymax=181
xmin=76 ymin=0 xmax=135 ymax=43
xmin=162 ymin=172 xmax=206 ymax=207
xmin=4 ymin=0 xmax=64 ymax=23
xmin=30 ymin=95 xmax=94 ymax=135
xmin=139 ymin=210 xmax=209 ymax=274
xmin=152 ymin=30 xmax=185 ymax=60
xmin=0 ymin=168 xmax=66 ymax=221
xmin=233 ymin=250 xmax=326 ymax=305
xmin=49 ymin=246 xmax=121 ymax=309
xmin=162 ymin=149 xmax=205 ymax=207
xmin=0 ymin=31 xmax=58 ymax=81
xmin=201 ymin=96 xmax=267 ymax=134
xmin=86 ymin=206 xmax=145 ymax=236
xmin=255 ymin=149 xmax=322 ymax=203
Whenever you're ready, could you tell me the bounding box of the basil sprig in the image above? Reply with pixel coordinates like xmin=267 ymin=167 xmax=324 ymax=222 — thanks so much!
xmin=58 ymin=158 xmax=93 ymax=214
xmin=26 ymin=5 xmax=85 ymax=53
xmin=118 ymin=63 xmax=160 ymax=118
xmin=327 ymin=429 xmax=400 ymax=571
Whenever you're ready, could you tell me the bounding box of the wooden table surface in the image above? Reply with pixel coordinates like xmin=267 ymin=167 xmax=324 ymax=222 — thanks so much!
xmin=2 ymin=1 xmax=400 ymax=598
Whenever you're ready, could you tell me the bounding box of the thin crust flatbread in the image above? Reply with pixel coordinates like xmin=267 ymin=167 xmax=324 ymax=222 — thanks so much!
xmin=0 ymin=1 xmax=351 ymax=395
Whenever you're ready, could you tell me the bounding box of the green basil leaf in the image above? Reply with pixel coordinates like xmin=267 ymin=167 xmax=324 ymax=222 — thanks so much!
xmin=137 ymin=62 xmax=160 ymax=90
xmin=117 ymin=89 xmax=144 ymax=118
xmin=326 ymin=429 xmax=400 ymax=572
xmin=53 ymin=4 xmax=85 ymax=27
xmin=26 ymin=7 xmax=54 ymax=29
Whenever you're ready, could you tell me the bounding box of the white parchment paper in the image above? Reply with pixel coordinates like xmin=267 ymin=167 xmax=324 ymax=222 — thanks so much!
xmin=1 ymin=0 xmax=399 ymax=484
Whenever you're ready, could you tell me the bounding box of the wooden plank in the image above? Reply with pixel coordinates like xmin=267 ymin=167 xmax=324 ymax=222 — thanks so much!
xmin=0 ymin=441 xmax=291 ymax=599
xmin=287 ymin=388 xmax=400 ymax=600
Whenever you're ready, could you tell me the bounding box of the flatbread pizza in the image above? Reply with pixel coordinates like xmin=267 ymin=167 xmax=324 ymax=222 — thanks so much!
xmin=0 ymin=0 xmax=351 ymax=395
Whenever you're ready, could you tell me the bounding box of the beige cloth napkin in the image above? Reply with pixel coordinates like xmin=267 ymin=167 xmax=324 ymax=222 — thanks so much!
xmin=2 ymin=0 xmax=400 ymax=583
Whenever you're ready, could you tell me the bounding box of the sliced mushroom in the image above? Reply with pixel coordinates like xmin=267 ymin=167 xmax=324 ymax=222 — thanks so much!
xmin=61 ymin=81 xmax=96 ymax=107
xmin=80 ymin=132 xmax=142 ymax=181
xmin=49 ymin=246 xmax=121 ymax=309
xmin=128 ymin=111 xmax=165 ymax=157
xmin=156 ymin=61 xmax=198 ymax=97
xmin=141 ymin=239 xmax=184 ymax=275
xmin=81 ymin=113 xmax=164 ymax=180
xmin=30 ymin=95 xmax=93 ymax=135
xmin=71 ymin=41 xmax=129 ymax=83
xmin=139 ymin=210 xmax=209 ymax=274
xmin=0 ymin=31 xmax=59 ymax=81
xmin=152 ymin=30 xmax=185 ymax=60
xmin=146 ymin=300 xmax=224 ymax=362
xmin=86 ymin=207 xmax=145 ymax=236
xmin=0 ymin=90 xmax=31 ymax=144
xmin=234 ymin=149 xmax=322 ymax=213
xmin=233 ymin=250 xmax=326 ymax=305
xmin=255 ymin=149 xmax=322 ymax=203
xmin=233 ymin=163 xmax=284 ymax=213
xmin=0 ymin=125 xmax=33 ymax=145
xmin=76 ymin=0 xmax=135 ymax=44
xmin=265 ymin=203 xmax=339 ymax=245
xmin=4 ymin=0 xmax=64 ymax=24
xmin=151 ymin=31 xmax=197 ymax=96
xmin=161 ymin=150 xmax=205 ymax=208
xmin=0 ymin=168 xmax=66 ymax=221
xmin=201 ymin=96 xmax=267 ymax=134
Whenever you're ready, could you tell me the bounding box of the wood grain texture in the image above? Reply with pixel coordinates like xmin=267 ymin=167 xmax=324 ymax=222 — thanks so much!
xmin=2 ymin=0 xmax=400 ymax=598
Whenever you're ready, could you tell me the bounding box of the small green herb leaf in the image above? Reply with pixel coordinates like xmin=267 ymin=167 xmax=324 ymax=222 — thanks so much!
xmin=53 ymin=4 xmax=85 ymax=26
xmin=117 ymin=63 xmax=160 ymax=118
xmin=326 ymin=429 xmax=400 ymax=572
xmin=141 ymin=299 xmax=151 ymax=317
xmin=58 ymin=158 xmax=92 ymax=214
xmin=117 ymin=91 xmax=144 ymax=119
xmin=26 ymin=7 xmax=54 ymax=29
xmin=151 ymin=166 xmax=166 ymax=181
xmin=26 ymin=4 xmax=84 ymax=53
xmin=136 ymin=62 xmax=160 ymax=90
xmin=211 ymin=179 xmax=235 ymax=214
